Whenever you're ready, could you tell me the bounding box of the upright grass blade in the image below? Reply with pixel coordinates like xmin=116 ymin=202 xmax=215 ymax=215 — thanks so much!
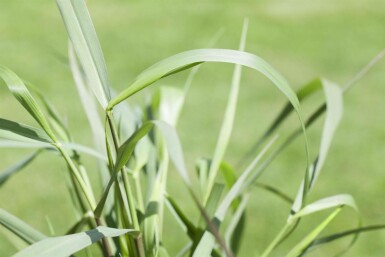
xmin=68 ymin=43 xmax=105 ymax=154
xmin=192 ymin=136 xmax=278 ymax=257
xmin=12 ymin=226 xmax=138 ymax=257
xmin=261 ymin=194 xmax=359 ymax=257
xmin=94 ymin=122 xmax=154 ymax=217
xmin=57 ymin=0 xmax=111 ymax=108
xmin=0 ymin=150 xmax=41 ymax=185
xmin=0 ymin=66 xmax=57 ymax=141
xmin=291 ymin=79 xmax=343 ymax=215
xmin=0 ymin=208 xmax=46 ymax=245
xmin=284 ymin=207 xmax=342 ymax=257
xmin=204 ymin=19 xmax=248 ymax=204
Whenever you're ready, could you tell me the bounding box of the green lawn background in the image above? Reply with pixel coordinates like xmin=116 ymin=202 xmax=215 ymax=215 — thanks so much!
xmin=1 ymin=0 xmax=385 ymax=256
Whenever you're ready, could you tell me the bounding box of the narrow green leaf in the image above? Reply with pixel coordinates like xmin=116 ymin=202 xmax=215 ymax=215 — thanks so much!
xmin=13 ymin=226 xmax=138 ymax=257
xmin=0 ymin=150 xmax=41 ymax=185
xmin=311 ymin=224 xmax=385 ymax=247
xmin=0 ymin=66 xmax=56 ymax=141
xmin=0 ymin=118 xmax=52 ymax=143
xmin=225 ymin=194 xmax=249 ymax=255
xmin=115 ymin=122 xmax=154 ymax=173
xmin=290 ymin=194 xmax=358 ymax=221
xmin=159 ymin=86 xmax=185 ymax=127
xmin=205 ymin=19 xmax=248 ymax=204
xmin=165 ymin=195 xmax=198 ymax=239
xmin=291 ymin=80 xmax=343 ymax=214
xmin=285 ymin=208 xmax=342 ymax=257
xmin=108 ymin=48 xmax=302 ymax=118
xmin=94 ymin=122 xmax=153 ymax=217
xmin=0 ymin=208 xmax=46 ymax=245
xmin=57 ymin=0 xmax=111 ymax=108
xmin=68 ymin=43 xmax=105 ymax=153
xmin=193 ymin=135 xmax=277 ymax=257
xmin=26 ymin=83 xmax=71 ymax=142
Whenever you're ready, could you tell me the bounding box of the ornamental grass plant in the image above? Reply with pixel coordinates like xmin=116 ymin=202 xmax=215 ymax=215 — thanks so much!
xmin=0 ymin=1 xmax=385 ymax=257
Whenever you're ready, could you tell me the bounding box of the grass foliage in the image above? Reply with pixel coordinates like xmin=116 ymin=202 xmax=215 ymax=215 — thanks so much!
xmin=1 ymin=0 xmax=384 ymax=257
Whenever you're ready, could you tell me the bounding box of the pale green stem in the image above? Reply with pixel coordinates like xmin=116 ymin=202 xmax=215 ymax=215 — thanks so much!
xmin=106 ymin=111 xmax=146 ymax=257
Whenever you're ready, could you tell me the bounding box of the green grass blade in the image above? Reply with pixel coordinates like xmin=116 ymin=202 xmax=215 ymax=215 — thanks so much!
xmin=13 ymin=226 xmax=138 ymax=257
xmin=152 ymin=121 xmax=191 ymax=185
xmin=0 ymin=118 xmax=52 ymax=143
xmin=193 ymin=136 xmax=277 ymax=257
xmin=254 ymin=182 xmax=293 ymax=204
xmin=291 ymin=80 xmax=343 ymax=214
xmin=284 ymin=207 xmax=342 ymax=257
xmin=56 ymin=0 xmax=111 ymax=108
xmin=290 ymin=194 xmax=357 ymax=221
xmin=165 ymin=195 xmax=199 ymax=239
xmin=0 ymin=66 xmax=57 ymax=141
xmin=311 ymin=224 xmax=385 ymax=248
xmin=225 ymin=194 xmax=249 ymax=255
xmin=159 ymin=86 xmax=185 ymax=127
xmin=26 ymin=83 xmax=71 ymax=142
xmin=0 ymin=208 xmax=46 ymax=245
xmin=115 ymin=123 xmax=154 ymax=173
xmin=0 ymin=150 xmax=41 ymax=185
xmin=68 ymin=43 xmax=105 ymax=152
xmin=204 ymin=19 xmax=248 ymax=204
xmin=108 ymin=49 xmax=301 ymax=116
xmin=94 ymin=122 xmax=154 ymax=217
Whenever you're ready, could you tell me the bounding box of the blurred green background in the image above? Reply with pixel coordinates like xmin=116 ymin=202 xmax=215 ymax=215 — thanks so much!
xmin=1 ymin=0 xmax=385 ymax=256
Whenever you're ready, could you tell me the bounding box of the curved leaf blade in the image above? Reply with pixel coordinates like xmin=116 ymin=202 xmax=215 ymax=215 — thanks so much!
xmin=12 ymin=226 xmax=138 ymax=257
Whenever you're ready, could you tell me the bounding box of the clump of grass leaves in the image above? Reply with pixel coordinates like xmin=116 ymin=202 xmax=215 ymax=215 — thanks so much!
xmin=1 ymin=1 xmax=385 ymax=257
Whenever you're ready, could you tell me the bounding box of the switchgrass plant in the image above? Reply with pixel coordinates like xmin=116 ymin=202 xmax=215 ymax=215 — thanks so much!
xmin=1 ymin=0 xmax=385 ymax=256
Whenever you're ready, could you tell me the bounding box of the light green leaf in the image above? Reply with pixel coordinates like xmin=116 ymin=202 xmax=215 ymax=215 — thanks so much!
xmin=285 ymin=207 xmax=342 ymax=257
xmin=13 ymin=226 xmax=138 ymax=257
xmin=192 ymin=135 xmax=277 ymax=257
xmin=0 ymin=118 xmax=52 ymax=143
xmin=0 ymin=208 xmax=46 ymax=245
xmin=204 ymin=19 xmax=248 ymax=204
xmin=94 ymin=122 xmax=153 ymax=217
xmin=291 ymin=80 xmax=343 ymax=214
xmin=57 ymin=0 xmax=111 ymax=108
xmin=108 ymin=49 xmax=301 ymax=116
xmin=0 ymin=66 xmax=57 ymax=141
xmin=290 ymin=194 xmax=357 ymax=221
xmin=159 ymin=86 xmax=185 ymax=127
